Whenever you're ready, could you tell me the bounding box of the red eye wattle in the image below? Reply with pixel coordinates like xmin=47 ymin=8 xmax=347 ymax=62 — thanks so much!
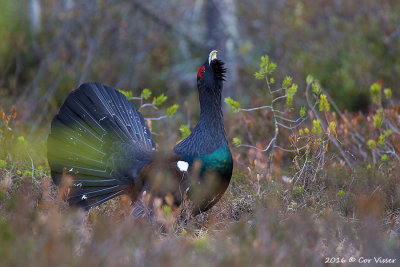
xmin=197 ymin=66 xmax=205 ymax=79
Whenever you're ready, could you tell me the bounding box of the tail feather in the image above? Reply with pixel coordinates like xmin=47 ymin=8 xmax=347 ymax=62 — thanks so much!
xmin=58 ymin=93 xmax=107 ymax=137
xmin=47 ymin=82 xmax=155 ymax=210
xmin=71 ymin=178 xmax=123 ymax=187
xmin=47 ymin=130 xmax=105 ymax=162
xmin=77 ymin=190 xmax=127 ymax=209
xmin=68 ymin=185 xmax=123 ymax=201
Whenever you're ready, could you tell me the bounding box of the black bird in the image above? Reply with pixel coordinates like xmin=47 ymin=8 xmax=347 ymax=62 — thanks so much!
xmin=47 ymin=50 xmax=233 ymax=215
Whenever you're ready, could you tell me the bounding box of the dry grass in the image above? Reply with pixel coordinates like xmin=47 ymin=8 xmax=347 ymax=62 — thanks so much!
xmin=1 ymin=160 xmax=400 ymax=266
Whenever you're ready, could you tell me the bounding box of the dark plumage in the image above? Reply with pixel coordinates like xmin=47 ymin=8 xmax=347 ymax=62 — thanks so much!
xmin=47 ymin=51 xmax=233 ymax=215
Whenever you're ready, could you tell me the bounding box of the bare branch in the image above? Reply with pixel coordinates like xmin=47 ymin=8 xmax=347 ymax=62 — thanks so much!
xmin=240 ymin=105 xmax=273 ymax=112
xmin=271 ymin=95 xmax=287 ymax=103
xmin=306 ymin=83 xmax=354 ymax=170
xmin=277 ymin=118 xmax=307 ymax=130
xmin=271 ymin=88 xmax=284 ymax=94
xmin=145 ymin=115 xmax=167 ymax=121
xmin=274 ymin=145 xmax=296 ymax=152
xmin=275 ymin=115 xmax=304 ymax=123
xmin=139 ymin=103 xmax=157 ymax=110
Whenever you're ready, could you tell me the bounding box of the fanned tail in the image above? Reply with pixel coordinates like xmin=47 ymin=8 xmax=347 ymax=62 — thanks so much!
xmin=47 ymin=82 xmax=155 ymax=209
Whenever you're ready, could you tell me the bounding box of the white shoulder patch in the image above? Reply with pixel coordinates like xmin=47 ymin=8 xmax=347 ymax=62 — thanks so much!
xmin=177 ymin=161 xmax=189 ymax=172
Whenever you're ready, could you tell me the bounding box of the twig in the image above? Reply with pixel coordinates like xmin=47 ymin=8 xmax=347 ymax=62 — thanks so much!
xmin=294 ymin=152 xmax=308 ymax=186
xmin=240 ymin=105 xmax=273 ymax=112
xmin=271 ymin=95 xmax=287 ymax=103
xmin=274 ymin=145 xmax=296 ymax=152
xmin=139 ymin=103 xmax=157 ymax=110
xmin=306 ymin=83 xmax=354 ymax=170
xmin=145 ymin=115 xmax=167 ymax=121
xmin=281 ymin=186 xmax=327 ymax=221
xmin=270 ymin=88 xmax=284 ymax=94
xmin=275 ymin=115 xmax=304 ymax=123
xmin=29 ymin=153 xmax=35 ymax=183
xmin=277 ymin=118 xmax=307 ymax=130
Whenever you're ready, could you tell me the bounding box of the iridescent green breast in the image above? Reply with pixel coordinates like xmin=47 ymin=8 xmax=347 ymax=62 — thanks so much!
xmin=198 ymin=145 xmax=232 ymax=179
xmin=180 ymin=144 xmax=232 ymax=213
xmin=182 ymin=145 xmax=233 ymax=181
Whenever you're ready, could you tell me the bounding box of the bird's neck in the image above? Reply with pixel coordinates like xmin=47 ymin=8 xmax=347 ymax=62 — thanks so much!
xmin=197 ymin=87 xmax=224 ymax=132
xmin=174 ymin=86 xmax=227 ymax=156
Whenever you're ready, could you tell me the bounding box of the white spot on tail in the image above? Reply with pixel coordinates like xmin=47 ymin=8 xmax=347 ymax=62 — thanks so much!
xmin=81 ymin=194 xmax=87 ymax=200
xmin=73 ymin=182 xmax=82 ymax=188
xmin=177 ymin=161 xmax=189 ymax=172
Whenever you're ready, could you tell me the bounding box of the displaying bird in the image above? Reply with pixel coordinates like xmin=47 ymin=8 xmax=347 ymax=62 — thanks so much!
xmin=47 ymin=50 xmax=232 ymax=216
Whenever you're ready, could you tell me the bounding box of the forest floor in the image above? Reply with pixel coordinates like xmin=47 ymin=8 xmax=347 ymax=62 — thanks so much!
xmin=1 ymin=130 xmax=400 ymax=266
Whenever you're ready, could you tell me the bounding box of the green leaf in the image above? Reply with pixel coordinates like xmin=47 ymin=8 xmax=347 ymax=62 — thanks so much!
xmin=255 ymin=55 xmax=277 ymax=79
xmin=373 ymin=108 xmax=384 ymax=128
xmin=312 ymin=120 xmax=322 ymax=134
xmin=282 ymin=76 xmax=292 ymax=89
xmin=376 ymin=129 xmax=393 ymax=147
xmin=312 ymin=81 xmax=321 ymax=95
xmin=179 ymin=124 xmax=191 ymax=139
xmin=378 ymin=135 xmax=385 ymax=147
xmin=269 ymin=77 xmax=275 ymax=84
xmin=162 ymin=205 xmax=172 ymax=217
xmin=254 ymin=70 xmax=265 ymax=79
xmin=141 ymin=88 xmax=152 ymax=100
xmin=18 ymin=136 xmax=28 ymax=149
xmin=306 ymin=75 xmax=314 ymax=85
xmin=370 ymin=82 xmax=381 ymax=105
xmin=319 ymin=94 xmax=330 ymax=112
xmin=225 ymin=97 xmax=241 ymax=113
xmin=267 ymin=62 xmax=277 ymax=74
xmin=166 ymin=104 xmax=179 ymax=117
xmin=299 ymin=106 xmax=306 ymax=117
xmin=328 ymin=121 xmax=336 ymax=134
xmin=118 ymin=89 xmax=133 ymax=99
xmin=384 ymin=88 xmax=392 ymax=100
xmin=384 ymin=129 xmax=393 ymax=136
xmin=286 ymin=83 xmax=298 ymax=106
xmin=337 ymin=190 xmax=345 ymax=198
xmin=293 ymin=186 xmax=304 ymax=196
xmin=260 ymin=55 xmax=269 ymax=68
xmin=381 ymin=154 xmax=388 ymax=162
xmin=232 ymin=137 xmax=242 ymax=148
xmin=0 ymin=160 xmax=6 ymax=168
xmin=367 ymin=139 xmax=376 ymax=149
xmin=152 ymin=94 xmax=168 ymax=107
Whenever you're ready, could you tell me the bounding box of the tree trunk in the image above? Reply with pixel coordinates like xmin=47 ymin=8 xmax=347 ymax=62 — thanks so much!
xmin=206 ymin=0 xmax=239 ymax=99
xmin=29 ymin=0 xmax=41 ymax=33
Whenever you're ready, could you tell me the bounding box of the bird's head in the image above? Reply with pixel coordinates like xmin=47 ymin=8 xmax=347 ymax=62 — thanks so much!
xmin=197 ymin=50 xmax=226 ymax=92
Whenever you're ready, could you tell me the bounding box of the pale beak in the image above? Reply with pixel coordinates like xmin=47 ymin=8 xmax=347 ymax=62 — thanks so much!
xmin=208 ymin=50 xmax=218 ymax=65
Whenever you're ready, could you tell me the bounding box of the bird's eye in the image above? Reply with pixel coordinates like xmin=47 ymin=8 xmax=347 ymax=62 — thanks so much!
xmin=197 ymin=66 xmax=205 ymax=79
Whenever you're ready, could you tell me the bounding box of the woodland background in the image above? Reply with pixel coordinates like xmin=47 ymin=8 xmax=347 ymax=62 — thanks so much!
xmin=1 ymin=1 xmax=400 ymax=266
